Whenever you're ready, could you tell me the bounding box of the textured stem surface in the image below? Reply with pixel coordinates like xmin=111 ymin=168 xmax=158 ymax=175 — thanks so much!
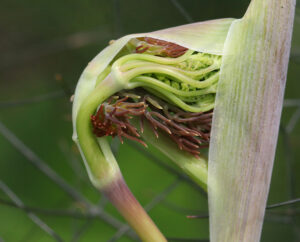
xmin=103 ymin=177 xmax=167 ymax=242
xmin=208 ymin=0 xmax=295 ymax=241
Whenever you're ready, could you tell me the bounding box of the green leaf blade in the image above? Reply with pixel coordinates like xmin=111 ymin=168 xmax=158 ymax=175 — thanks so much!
xmin=208 ymin=0 xmax=295 ymax=241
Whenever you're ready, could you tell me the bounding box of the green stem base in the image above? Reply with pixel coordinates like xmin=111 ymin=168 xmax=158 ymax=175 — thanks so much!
xmin=103 ymin=177 xmax=167 ymax=242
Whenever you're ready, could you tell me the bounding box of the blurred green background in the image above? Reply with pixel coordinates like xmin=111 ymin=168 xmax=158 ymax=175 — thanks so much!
xmin=0 ymin=0 xmax=299 ymax=241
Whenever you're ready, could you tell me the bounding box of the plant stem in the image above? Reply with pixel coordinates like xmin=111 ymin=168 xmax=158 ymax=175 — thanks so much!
xmin=103 ymin=177 xmax=167 ymax=242
xmin=76 ymin=75 xmax=166 ymax=240
xmin=131 ymin=118 xmax=208 ymax=191
xmin=76 ymin=75 xmax=124 ymax=188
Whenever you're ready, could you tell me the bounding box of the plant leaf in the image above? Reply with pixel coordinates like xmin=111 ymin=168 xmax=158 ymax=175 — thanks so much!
xmin=208 ymin=0 xmax=295 ymax=241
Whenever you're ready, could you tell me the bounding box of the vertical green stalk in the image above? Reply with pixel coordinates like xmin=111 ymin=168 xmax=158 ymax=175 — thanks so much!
xmin=76 ymin=75 xmax=166 ymax=241
xmin=208 ymin=0 xmax=295 ymax=241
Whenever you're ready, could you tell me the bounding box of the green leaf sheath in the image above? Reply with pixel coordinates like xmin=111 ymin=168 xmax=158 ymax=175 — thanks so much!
xmin=208 ymin=0 xmax=295 ymax=241
xmin=76 ymin=75 xmax=124 ymax=188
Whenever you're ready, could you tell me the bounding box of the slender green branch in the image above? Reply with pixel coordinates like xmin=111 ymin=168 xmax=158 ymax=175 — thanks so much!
xmin=103 ymin=177 xmax=167 ymax=242
xmin=76 ymin=75 xmax=167 ymax=241
xmin=130 ymin=76 xmax=217 ymax=97
xmin=76 ymin=75 xmax=123 ymax=188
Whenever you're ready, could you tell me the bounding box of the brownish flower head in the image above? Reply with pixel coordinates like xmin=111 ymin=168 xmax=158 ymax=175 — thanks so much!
xmin=91 ymin=91 xmax=212 ymax=158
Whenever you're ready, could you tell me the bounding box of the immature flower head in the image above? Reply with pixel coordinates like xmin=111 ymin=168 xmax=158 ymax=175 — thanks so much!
xmin=71 ymin=18 xmax=234 ymax=190
xmin=91 ymin=90 xmax=212 ymax=157
xmin=83 ymin=37 xmax=221 ymax=158
xmin=71 ymin=17 xmax=235 ymax=241
xmin=109 ymin=38 xmax=222 ymax=113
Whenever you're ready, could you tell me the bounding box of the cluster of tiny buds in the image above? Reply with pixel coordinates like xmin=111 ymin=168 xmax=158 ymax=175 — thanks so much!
xmin=91 ymin=92 xmax=212 ymax=158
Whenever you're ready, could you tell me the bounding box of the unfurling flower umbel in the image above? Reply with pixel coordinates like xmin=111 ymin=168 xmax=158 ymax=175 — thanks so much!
xmin=72 ymin=19 xmax=234 ymax=241
xmin=90 ymin=37 xmax=219 ymax=157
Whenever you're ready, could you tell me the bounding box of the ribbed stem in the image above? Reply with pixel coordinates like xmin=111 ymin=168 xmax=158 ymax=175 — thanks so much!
xmin=103 ymin=177 xmax=167 ymax=242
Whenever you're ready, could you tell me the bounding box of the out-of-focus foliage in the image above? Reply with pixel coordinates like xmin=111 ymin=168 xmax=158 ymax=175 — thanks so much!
xmin=0 ymin=0 xmax=299 ymax=241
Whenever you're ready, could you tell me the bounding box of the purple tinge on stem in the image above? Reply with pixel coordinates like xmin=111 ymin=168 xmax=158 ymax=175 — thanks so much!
xmin=102 ymin=176 xmax=166 ymax=241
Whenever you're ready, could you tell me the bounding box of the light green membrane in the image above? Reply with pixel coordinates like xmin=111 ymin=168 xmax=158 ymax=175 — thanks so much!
xmin=208 ymin=0 xmax=295 ymax=241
